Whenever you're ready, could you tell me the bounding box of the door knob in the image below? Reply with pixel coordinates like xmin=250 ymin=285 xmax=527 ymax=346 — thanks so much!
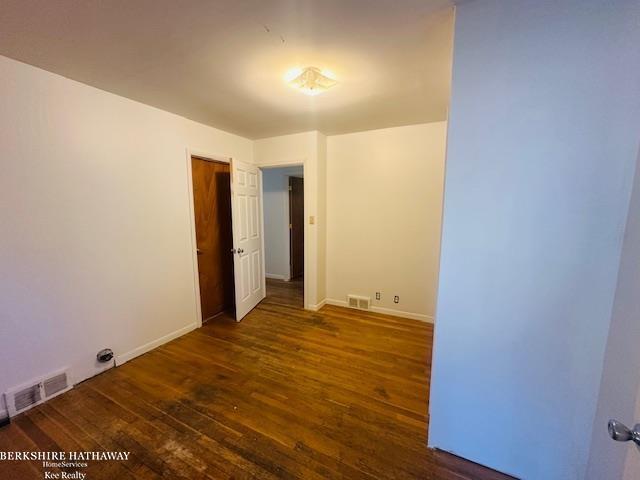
xmin=230 ymin=248 xmax=237 ymax=254
xmin=608 ymin=420 xmax=640 ymax=445
xmin=196 ymin=248 xmax=203 ymax=255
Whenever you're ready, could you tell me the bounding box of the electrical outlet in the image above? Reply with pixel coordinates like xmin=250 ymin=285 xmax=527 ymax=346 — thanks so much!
xmin=393 ymin=295 xmax=399 ymax=304
xmin=375 ymin=292 xmax=381 ymax=300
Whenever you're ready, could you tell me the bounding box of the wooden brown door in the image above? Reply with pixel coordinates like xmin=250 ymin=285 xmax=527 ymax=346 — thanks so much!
xmin=289 ymin=176 xmax=304 ymax=280
xmin=191 ymin=157 xmax=234 ymax=321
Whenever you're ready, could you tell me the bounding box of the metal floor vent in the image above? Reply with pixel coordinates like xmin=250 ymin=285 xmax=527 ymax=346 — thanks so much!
xmin=5 ymin=369 xmax=71 ymax=417
xmin=347 ymin=295 xmax=370 ymax=311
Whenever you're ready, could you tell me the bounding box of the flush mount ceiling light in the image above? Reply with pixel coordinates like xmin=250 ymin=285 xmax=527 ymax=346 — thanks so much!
xmin=285 ymin=67 xmax=338 ymax=96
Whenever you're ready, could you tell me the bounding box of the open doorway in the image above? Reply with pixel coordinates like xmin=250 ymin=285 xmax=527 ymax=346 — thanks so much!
xmin=190 ymin=156 xmax=235 ymax=322
xmin=262 ymin=165 xmax=304 ymax=308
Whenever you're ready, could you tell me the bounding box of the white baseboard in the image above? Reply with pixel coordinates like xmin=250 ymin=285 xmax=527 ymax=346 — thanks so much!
xmin=307 ymin=299 xmax=327 ymax=311
xmin=371 ymin=305 xmax=433 ymax=323
xmin=325 ymin=299 xmax=348 ymax=308
xmin=324 ymin=299 xmax=434 ymax=323
xmin=266 ymin=273 xmax=290 ymax=281
xmin=116 ymin=323 xmax=198 ymax=366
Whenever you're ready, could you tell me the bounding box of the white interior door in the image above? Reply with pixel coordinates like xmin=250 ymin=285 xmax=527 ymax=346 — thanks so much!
xmin=230 ymin=159 xmax=265 ymax=321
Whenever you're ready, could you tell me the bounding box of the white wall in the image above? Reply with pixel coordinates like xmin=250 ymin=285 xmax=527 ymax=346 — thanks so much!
xmin=262 ymin=166 xmax=303 ymax=281
xmin=0 ymin=55 xmax=253 ymax=410
xmin=429 ymin=1 xmax=640 ymax=479
xmin=254 ymin=132 xmax=327 ymax=309
xmin=316 ymin=132 xmax=328 ymax=303
xmin=326 ymin=123 xmax=446 ymax=321
xmin=587 ymin=147 xmax=640 ymax=480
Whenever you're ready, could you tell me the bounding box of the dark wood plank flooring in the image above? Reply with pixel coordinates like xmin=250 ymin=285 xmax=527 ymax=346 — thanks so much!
xmin=265 ymin=278 xmax=304 ymax=308
xmin=0 ymin=281 xmax=513 ymax=480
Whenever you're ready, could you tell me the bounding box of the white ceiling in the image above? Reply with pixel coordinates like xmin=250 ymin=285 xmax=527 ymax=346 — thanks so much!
xmin=0 ymin=0 xmax=454 ymax=139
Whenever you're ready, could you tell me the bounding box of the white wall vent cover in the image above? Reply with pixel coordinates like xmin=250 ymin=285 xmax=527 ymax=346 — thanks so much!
xmin=4 ymin=368 xmax=71 ymax=417
xmin=13 ymin=385 xmax=41 ymax=412
xmin=347 ymin=294 xmax=370 ymax=311
xmin=43 ymin=372 xmax=69 ymax=397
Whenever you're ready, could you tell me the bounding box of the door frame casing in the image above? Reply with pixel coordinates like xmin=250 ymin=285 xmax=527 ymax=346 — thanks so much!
xmin=288 ymin=175 xmax=304 ymax=280
xmin=185 ymin=148 xmax=232 ymax=327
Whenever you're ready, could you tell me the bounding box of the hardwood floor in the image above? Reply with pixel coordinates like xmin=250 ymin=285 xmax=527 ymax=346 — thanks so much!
xmin=265 ymin=278 xmax=304 ymax=308
xmin=0 ymin=283 xmax=513 ymax=480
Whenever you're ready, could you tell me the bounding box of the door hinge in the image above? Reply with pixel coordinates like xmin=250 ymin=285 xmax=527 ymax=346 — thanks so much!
xmin=289 ymin=223 xmax=292 ymax=229
xmin=288 ymin=186 xmax=292 ymax=191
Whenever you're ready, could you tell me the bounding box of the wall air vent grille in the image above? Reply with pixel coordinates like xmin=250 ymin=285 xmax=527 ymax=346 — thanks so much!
xmin=13 ymin=385 xmax=41 ymax=412
xmin=43 ymin=373 xmax=68 ymax=397
xmin=5 ymin=368 xmax=72 ymax=417
xmin=347 ymin=295 xmax=370 ymax=311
